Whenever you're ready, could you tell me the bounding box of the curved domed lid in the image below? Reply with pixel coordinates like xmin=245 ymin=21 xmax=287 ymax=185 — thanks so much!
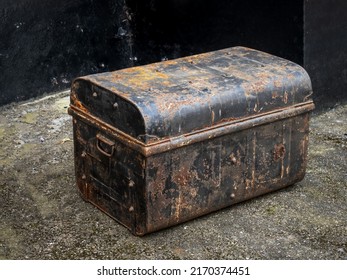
xmin=71 ymin=47 xmax=313 ymax=144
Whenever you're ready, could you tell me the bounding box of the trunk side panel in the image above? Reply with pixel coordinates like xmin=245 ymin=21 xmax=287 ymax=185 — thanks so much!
xmin=72 ymin=117 xmax=146 ymax=234
xmin=145 ymin=113 xmax=310 ymax=233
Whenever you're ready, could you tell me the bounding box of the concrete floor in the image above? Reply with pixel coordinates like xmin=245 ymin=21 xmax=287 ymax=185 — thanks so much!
xmin=0 ymin=91 xmax=346 ymax=260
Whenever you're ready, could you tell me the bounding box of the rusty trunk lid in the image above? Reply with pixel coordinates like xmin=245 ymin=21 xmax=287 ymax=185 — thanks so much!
xmin=70 ymin=46 xmax=313 ymax=146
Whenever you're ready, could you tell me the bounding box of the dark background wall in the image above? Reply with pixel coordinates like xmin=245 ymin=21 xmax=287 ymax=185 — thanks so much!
xmin=127 ymin=0 xmax=303 ymax=65
xmin=304 ymin=0 xmax=347 ymax=107
xmin=0 ymin=0 xmax=346 ymax=107
xmin=0 ymin=0 xmax=134 ymax=105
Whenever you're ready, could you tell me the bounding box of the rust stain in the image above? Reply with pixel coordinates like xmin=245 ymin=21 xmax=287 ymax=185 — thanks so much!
xmin=283 ymin=91 xmax=289 ymax=104
xmin=211 ymin=110 xmax=215 ymax=124
xmin=70 ymin=92 xmax=88 ymax=113
xmin=122 ymin=67 xmax=170 ymax=87
xmin=273 ymin=143 xmax=286 ymax=161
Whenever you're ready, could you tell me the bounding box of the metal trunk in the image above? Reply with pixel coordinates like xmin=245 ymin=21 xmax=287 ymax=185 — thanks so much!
xmin=69 ymin=47 xmax=314 ymax=235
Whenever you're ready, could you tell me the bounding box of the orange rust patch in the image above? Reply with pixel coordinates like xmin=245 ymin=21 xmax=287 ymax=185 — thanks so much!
xmin=71 ymin=93 xmax=88 ymax=113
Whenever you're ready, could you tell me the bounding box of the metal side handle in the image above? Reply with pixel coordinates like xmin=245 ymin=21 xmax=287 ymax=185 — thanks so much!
xmin=96 ymin=133 xmax=115 ymax=157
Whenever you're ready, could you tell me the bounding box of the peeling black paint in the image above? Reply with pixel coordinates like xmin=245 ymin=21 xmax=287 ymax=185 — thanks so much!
xmin=69 ymin=47 xmax=314 ymax=235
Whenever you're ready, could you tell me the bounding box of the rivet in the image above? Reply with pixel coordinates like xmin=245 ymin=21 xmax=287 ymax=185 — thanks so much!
xmin=128 ymin=180 xmax=135 ymax=187
xmin=129 ymin=206 xmax=134 ymax=212
xmin=81 ymin=151 xmax=86 ymax=158
xmin=113 ymin=102 xmax=119 ymax=109
xmin=230 ymin=156 xmax=237 ymax=164
xmin=92 ymin=92 xmax=98 ymax=98
xmin=82 ymin=174 xmax=86 ymax=180
xmin=230 ymin=193 xmax=235 ymax=199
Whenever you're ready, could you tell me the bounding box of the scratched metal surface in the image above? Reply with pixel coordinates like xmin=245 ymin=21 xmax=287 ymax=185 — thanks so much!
xmin=69 ymin=47 xmax=314 ymax=235
xmin=70 ymin=47 xmax=313 ymax=143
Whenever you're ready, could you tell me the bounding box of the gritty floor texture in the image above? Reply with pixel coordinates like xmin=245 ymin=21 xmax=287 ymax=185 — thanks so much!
xmin=0 ymin=91 xmax=346 ymax=260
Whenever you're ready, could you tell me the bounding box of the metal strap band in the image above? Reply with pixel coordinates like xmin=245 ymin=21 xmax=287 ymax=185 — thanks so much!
xmin=69 ymin=101 xmax=315 ymax=157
